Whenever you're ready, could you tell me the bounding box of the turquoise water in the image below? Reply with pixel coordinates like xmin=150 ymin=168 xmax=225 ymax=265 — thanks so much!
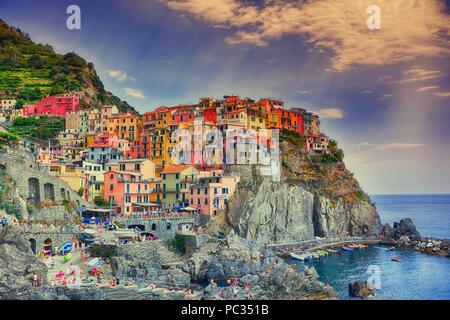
xmin=287 ymin=195 xmax=450 ymax=300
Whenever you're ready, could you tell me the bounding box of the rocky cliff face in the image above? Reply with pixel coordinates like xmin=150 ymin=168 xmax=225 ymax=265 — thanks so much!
xmin=0 ymin=227 xmax=53 ymax=300
xmin=185 ymin=234 xmax=335 ymax=300
xmin=220 ymin=139 xmax=382 ymax=244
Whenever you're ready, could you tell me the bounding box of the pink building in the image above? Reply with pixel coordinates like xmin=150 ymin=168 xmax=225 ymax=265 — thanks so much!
xmin=187 ymin=170 xmax=240 ymax=217
xmin=22 ymin=93 xmax=80 ymax=117
xmin=103 ymin=170 xmax=160 ymax=216
xmin=306 ymin=134 xmax=329 ymax=155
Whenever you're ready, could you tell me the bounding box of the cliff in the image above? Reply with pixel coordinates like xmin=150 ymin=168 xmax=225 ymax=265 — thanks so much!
xmin=214 ymin=137 xmax=382 ymax=244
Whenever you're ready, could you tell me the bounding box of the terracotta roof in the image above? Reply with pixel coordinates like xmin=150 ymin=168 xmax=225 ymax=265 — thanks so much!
xmin=161 ymin=165 xmax=194 ymax=174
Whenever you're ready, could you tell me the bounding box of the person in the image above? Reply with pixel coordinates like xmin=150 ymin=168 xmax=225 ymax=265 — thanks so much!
xmin=39 ymin=274 xmax=44 ymax=287
xmin=1 ymin=217 xmax=6 ymax=227
xmin=74 ymin=241 xmax=78 ymax=251
xmin=210 ymin=279 xmax=217 ymax=289
xmin=32 ymin=273 xmax=38 ymax=287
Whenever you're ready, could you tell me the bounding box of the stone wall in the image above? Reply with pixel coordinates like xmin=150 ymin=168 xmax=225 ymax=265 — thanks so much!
xmin=119 ymin=217 xmax=196 ymax=240
xmin=20 ymin=230 xmax=76 ymax=255
xmin=0 ymin=147 xmax=88 ymax=209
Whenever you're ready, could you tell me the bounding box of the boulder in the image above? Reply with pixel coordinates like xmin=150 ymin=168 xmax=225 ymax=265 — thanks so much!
xmin=349 ymin=280 xmax=374 ymax=299
xmin=393 ymin=218 xmax=421 ymax=241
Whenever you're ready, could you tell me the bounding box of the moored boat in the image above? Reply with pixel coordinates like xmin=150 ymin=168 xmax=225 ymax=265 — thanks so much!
xmin=290 ymin=252 xmax=308 ymax=261
xmin=391 ymin=256 xmax=401 ymax=262
xmin=341 ymin=246 xmax=355 ymax=252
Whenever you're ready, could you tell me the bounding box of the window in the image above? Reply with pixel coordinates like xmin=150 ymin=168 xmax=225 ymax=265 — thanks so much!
xmin=109 ymin=185 xmax=113 ymax=191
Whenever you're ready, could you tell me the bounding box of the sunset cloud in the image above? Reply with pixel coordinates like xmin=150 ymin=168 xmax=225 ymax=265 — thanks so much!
xmin=434 ymin=92 xmax=450 ymax=97
xmin=355 ymin=142 xmax=425 ymax=152
xmin=416 ymin=86 xmax=439 ymax=93
xmin=162 ymin=0 xmax=450 ymax=71
xmin=314 ymin=108 xmax=344 ymax=119
xmin=124 ymin=88 xmax=146 ymax=99
xmin=107 ymin=69 xmax=135 ymax=82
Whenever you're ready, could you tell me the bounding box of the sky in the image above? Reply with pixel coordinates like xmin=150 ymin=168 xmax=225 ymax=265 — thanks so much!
xmin=1 ymin=0 xmax=450 ymax=195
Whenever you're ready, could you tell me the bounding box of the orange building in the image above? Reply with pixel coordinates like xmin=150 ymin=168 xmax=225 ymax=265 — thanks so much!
xmin=107 ymin=113 xmax=142 ymax=142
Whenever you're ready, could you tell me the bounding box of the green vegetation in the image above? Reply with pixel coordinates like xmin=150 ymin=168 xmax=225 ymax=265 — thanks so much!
xmin=169 ymin=234 xmax=186 ymax=255
xmin=310 ymin=139 xmax=345 ymax=164
xmin=94 ymin=196 xmax=109 ymax=207
xmin=279 ymin=128 xmax=304 ymax=148
xmin=0 ymin=130 xmax=20 ymax=147
xmin=0 ymin=172 xmax=23 ymax=220
xmin=0 ymin=19 xmax=137 ymax=113
xmin=77 ymin=188 xmax=84 ymax=197
xmin=7 ymin=116 xmax=65 ymax=140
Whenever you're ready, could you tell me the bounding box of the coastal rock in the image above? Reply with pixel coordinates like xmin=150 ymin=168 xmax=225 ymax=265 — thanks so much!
xmin=110 ymin=241 xmax=191 ymax=288
xmin=0 ymin=227 xmax=54 ymax=300
xmin=349 ymin=280 xmax=374 ymax=300
xmin=226 ymin=166 xmax=315 ymax=245
xmin=220 ymin=138 xmax=383 ymax=245
xmin=313 ymin=195 xmax=381 ymax=238
xmin=393 ymin=218 xmax=421 ymax=241
xmin=188 ymin=235 xmax=335 ymax=300
xmin=381 ymin=223 xmax=395 ymax=242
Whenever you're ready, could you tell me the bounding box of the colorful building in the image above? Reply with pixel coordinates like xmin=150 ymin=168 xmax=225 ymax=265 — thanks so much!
xmin=49 ymin=163 xmax=85 ymax=193
xmin=103 ymin=159 xmax=161 ymax=215
xmin=188 ymin=170 xmax=240 ymax=216
xmin=82 ymin=160 xmax=105 ymax=203
xmin=107 ymin=113 xmax=142 ymax=142
xmin=22 ymin=93 xmax=80 ymax=117
xmin=160 ymin=165 xmax=199 ymax=209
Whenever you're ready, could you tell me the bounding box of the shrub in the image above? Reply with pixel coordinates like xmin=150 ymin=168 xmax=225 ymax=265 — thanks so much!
xmin=169 ymin=234 xmax=186 ymax=255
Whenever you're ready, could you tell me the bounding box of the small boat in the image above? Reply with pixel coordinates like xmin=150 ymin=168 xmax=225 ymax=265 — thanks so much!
xmin=356 ymin=243 xmax=368 ymax=249
xmin=341 ymin=246 xmax=355 ymax=252
xmin=391 ymin=256 xmax=401 ymax=262
xmin=327 ymin=249 xmax=339 ymax=254
xmin=317 ymin=250 xmax=329 ymax=256
xmin=388 ymin=247 xmax=396 ymax=251
xmin=290 ymin=252 xmax=307 ymax=261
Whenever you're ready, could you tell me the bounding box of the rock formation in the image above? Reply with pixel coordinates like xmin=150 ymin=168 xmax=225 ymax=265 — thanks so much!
xmin=185 ymin=234 xmax=336 ymax=300
xmin=348 ymin=280 xmax=374 ymax=300
xmin=219 ymin=139 xmax=382 ymax=244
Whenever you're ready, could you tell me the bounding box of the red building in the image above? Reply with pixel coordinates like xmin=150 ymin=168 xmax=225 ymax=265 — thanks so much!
xmin=22 ymin=93 xmax=80 ymax=117
xmin=203 ymin=108 xmax=217 ymax=124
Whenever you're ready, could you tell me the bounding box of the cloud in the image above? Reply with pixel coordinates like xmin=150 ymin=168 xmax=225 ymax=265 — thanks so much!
xmin=416 ymin=86 xmax=439 ymax=93
xmin=395 ymin=67 xmax=446 ymax=83
xmin=355 ymin=142 xmax=425 ymax=152
xmin=162 ymin=0 xmax=450 ymax=71
xmin=124 ymin=88 xmax=147 ymax=99
xmin=314 ymin=108 xmax=344 ymax=119
xmin=107 ymin=69 xmax=135 ymax=82
xmin=434 ymin=91 xmax=450 ymax=97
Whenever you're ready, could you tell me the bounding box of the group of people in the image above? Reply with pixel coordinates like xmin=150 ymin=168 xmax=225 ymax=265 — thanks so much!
xmin=32 ymin=273 xmax=45 ymax=287
xmin=128 ymin=209 xmax=199 ymax=220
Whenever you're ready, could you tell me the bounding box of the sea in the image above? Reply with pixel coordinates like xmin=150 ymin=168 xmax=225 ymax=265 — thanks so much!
xmin=286 ymin=194 xmax=450 ymax=300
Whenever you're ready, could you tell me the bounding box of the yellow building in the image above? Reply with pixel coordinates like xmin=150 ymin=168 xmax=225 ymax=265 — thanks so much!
xmin=107 ymin=113 xmax=142 ymax=142
xmin=245 ymin=107 xmax=266 ymax=130
xmin=82 ymin=160 xmax=105 ymax=203
xmin=49 ymin=163 xmax=85 ymax=192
